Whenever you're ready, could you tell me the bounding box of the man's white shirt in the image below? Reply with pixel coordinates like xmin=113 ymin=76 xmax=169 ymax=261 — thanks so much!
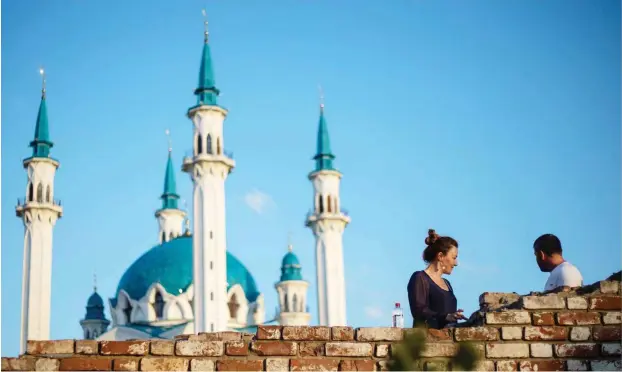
xmin=544 ymin=261 xmax=583 ymax=291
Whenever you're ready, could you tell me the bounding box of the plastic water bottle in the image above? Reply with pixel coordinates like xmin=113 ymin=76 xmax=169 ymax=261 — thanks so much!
xmin=392 ymin=302 xmax=404 ymax=328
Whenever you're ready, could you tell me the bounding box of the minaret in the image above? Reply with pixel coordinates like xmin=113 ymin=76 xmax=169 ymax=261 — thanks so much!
xmin=15 ymin=69 xmax=63 ymax=353
xmin=305 ymin=90 xmax=350 ymax=326
xmin=182 ymin=11 xmax=235 ymax=333
xmin=80 ymin=275 xmax=110 ymax=340
xmin=275 ymin=241 xmax=311 ymax=326
xmin=155 ymin=130 xmax=185 ymax=243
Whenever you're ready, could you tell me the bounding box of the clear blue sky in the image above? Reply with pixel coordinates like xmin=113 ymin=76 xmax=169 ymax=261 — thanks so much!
xmin=2 ymin=0 xmax=620 ymax=357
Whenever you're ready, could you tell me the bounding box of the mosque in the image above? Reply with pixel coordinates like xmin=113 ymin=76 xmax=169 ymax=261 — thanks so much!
xmin=15 ymin=15 xmax=351 ymax=352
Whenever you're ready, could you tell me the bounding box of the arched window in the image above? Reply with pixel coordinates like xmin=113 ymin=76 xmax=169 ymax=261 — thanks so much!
xmin=284 ymin=293 xmax=289 ymax=312
xmin=154 ymin=292 xmax=165 ymax=319
xmin=197 ymin=134 xmax=203 ymax=154
xmin=228 ymin=293 xmax=240 ymax=319
xmin=85 ymin=329 xmax=90 ymax=339
xmin=36 ymin=184 xmax=43 ymax=202
xmin=293 ymin=294 xmax=298 ymax=313
xmin=169 ymin=232 xmax=174 ymax=240
xmin=206 ymin=134 xmax=213 ymax=154
xmin=161 ymin=232 xmax=166 ymax=242
xmin=217 ymin=137 xmax=222 ymax=155
xmin=319 ymin=196 xmax=324 ymax=213
xmin=123 ymin=304 xmax=132 ymax=324
xmin=334 ymin=197 xmax=339 ymax=213
xmin=327 ymin=195 xmax=333 ymax=213
xmin=28 ymin=183 xmax=34 ymax=202
xmin=46 ymin=186 xmax=51 ymax=202
xmin=300 ymin=299 xmax=304 ymax=312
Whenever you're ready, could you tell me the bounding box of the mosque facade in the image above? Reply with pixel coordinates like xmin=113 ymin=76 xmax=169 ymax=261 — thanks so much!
xmin=15 ymin=16 xmax=350 ymax=352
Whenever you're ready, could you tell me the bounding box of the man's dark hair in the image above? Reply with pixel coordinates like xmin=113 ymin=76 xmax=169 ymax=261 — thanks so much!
xmin=533 ymin=234 xmax=563 ymax=256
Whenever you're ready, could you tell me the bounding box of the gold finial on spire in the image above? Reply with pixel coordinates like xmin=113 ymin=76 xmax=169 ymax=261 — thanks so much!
xmin=318 ymin=84 xmax=325 ymax=111
xmin=165 ymin=129 xmax=172 ymax=153
xmin=202 ymin=9 xmax=209 ymax=42
xmin=39 ymin=67 xmax=46 ymax=98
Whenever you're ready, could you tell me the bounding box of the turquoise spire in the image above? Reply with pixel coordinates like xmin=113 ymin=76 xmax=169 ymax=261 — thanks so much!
xmin=280 ymin=244 xmax=303 ymax=281
xmin=160 ymin=150 xmax=180 ymax=209
xmin=30 ymin=70 xmax=53 ymax=158
xmin=194 ymin=14 xmax=219 ymax=106
xmin=313 ymin=103 xmax=335 ymax=171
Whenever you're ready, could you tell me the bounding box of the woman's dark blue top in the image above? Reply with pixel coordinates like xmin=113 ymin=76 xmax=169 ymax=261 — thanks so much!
xmin=407 ymin=270 xmax=458 ymax=329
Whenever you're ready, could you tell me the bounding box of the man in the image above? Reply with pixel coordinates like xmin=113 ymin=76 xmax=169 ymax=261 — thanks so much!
xmin=534 ymin=233 xmax=583 ymax=292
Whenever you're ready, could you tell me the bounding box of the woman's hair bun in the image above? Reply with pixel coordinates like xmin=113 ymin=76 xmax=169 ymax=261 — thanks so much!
xmin=425 ymin=228 xmax=439 ymax=246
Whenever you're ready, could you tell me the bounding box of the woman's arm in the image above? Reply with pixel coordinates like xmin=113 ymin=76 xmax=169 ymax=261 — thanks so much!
xmin=407 ymin=272 xmax=448 ymax=327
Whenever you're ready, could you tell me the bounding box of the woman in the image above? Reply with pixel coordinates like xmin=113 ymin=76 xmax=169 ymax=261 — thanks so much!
xmin=407 ymin=229 xmax=466 ymax=329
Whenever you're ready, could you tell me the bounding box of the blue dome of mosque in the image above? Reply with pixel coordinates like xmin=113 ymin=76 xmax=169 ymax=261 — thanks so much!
xmin=84 ymin=291 xmax=107 ymax=320
xmin=114 ymin=236 xmax=260 ymax=303
xmin=280 ymin=246 xmax=303 ymax=281
xmin=87 ymin=292 xmax=104 ymax=307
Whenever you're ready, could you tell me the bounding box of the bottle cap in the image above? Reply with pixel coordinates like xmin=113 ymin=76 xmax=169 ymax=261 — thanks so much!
xmin=395 ymin=302 xmax=400 ymax=307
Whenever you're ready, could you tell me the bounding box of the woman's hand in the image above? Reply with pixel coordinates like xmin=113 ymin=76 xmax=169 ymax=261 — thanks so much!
xmin=446 ymin=309 xmax=467 ymax=322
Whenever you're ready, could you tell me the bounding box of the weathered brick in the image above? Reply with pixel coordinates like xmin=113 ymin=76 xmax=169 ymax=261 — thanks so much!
xmin=375 ymin=344 xmax=389 ymax=358
xmin=532 ymin=312 xmax=555 ymax=325
xmin=291 ymin=359 xmax=339 ymax=371
xmin=589 ymin=295 xmax=622 ymax=310
xmin=530 ymin=343 xmax=553 ymax=358
xmin=454 ymin=327 xmax=498 ymax=341
xmin=190 ymin=359 xmax=215 ymax=371
xmin=524 ymin=326 xmax=568 ymax=340
xmin=519 ymin=360 xmax=565 ymax=371
xmin=225 ymin=341 xmax=248 ymax=356
xmin=195 ymin=331 xmax=242 ymax=342
xmin=251 ymin=341 xmax=297 ymax=356
xmin=2 ymin=357 xmax=36 ymax=371
xmin=420 ymin=343 xmax=458 ymax=357
xmin=602 ymin=342 xmax=622 ymax=356
xmin=521 ymin=295 xmax=565 ymax=309
xmin=472 ymin=360 xmax=495 ymax=371
xmin=356 ymin=327 xmax=402 ymax=341
xmin=501 ymin=327 xmax=522 ymax=340
xmin=603 ymin=312 xmax=622 ymax=324
xmin=325 ymin=342 xmax=372 ymax=357
xmin=376 ymin=361 xmax=389 ymax=372
xmin=175 ymin=340 xmax=223 ymax=356
xmin=424 ymin=361 xmax=448 ymax=371
xmin=36 ymin=358 xmax=60 ymax=371
xmin=485 ymin=343 xmax=529 ymax=358
xmin=553 ymin=343 xmax=599 ymax=357
xmin=113 ymin=358 xmax=139 ymax=371
xmin=140 ymin=357 xmax=188 ymax=371
xmin=75 ymin=340 xmax=98 ymax=355
xmin=283 ymin=326 xmax=330 ymax=341
xmin=556 ymin=311 xmax=601 ymax=325
xmin=331 ymin=327 xmax=354 ymax=341
xmin=300 ymin=342 xmax=325 ymax=357
xmin=600 ymin=280 xmax=620 ymax=294
xmin=495 ymin=360 xmax=518 ymax=371
xmin=570 ymin=326 xmax=591 ymax=341
xmin=485 ymin=311 xmax=530 ymax=324
xmin=257 ymin=325 xmax=282 ymax=340
xmin=265 ymin=359 xmax=289 ymax=372
xmin=567 ymin=297 xmax=588 ymax=309
xmin=425 ymin=328 xmax=452 ymax=341
xmin=60 ymin=357 xmax=112 ymax=371
xmin=593 ymin=325 xmax=622 ymax=341
xmin=566 ymin=360 xmax=589 ymax=371
xmin=216 ymin=360 xmax=263 ymax=371
xmin=479 ymin=292 xmax=520 ymax=309
xmin=339 ymin=360 xmax=376 ymax=371
xmin=150 ymin=341 xmax=174 ymax=356
xmin=590 ymin=360 xmax=622 ymax=371
xmin=27 ymin=340 xmax=74 ymax=355
xmin=101 ymin=341 xmax=149 ymax=356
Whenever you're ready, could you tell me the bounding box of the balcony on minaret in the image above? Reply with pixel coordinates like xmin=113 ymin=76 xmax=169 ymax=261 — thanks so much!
xmin=305 ymin=207 xmax=350 ymax=226
xmin=16 ymin=197 xmax=63 ymax=218
xmin=182 ymin=148 xmax=235 ymax=173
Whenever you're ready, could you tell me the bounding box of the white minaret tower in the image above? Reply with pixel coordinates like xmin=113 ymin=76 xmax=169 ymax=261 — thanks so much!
xmin=182 ymin=12 xmax=235 ymax=333
xmin=16 ymin=69 xmax=63 ymax=353
xmin=275 ymin=240 xmax=311 ymax=326
xmin=305 ymin=91 xmax=350 ymax=326
xmin=155 ymin=130 xmax=185 ymax=243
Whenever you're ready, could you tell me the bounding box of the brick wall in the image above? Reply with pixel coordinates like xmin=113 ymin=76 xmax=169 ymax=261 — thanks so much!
xmin=3 ymin=276 xmax=620 ymax=371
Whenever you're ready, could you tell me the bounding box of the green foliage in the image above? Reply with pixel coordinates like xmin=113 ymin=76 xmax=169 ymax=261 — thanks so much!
xmin=389 ymin=328 xmax=481 ymax=371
